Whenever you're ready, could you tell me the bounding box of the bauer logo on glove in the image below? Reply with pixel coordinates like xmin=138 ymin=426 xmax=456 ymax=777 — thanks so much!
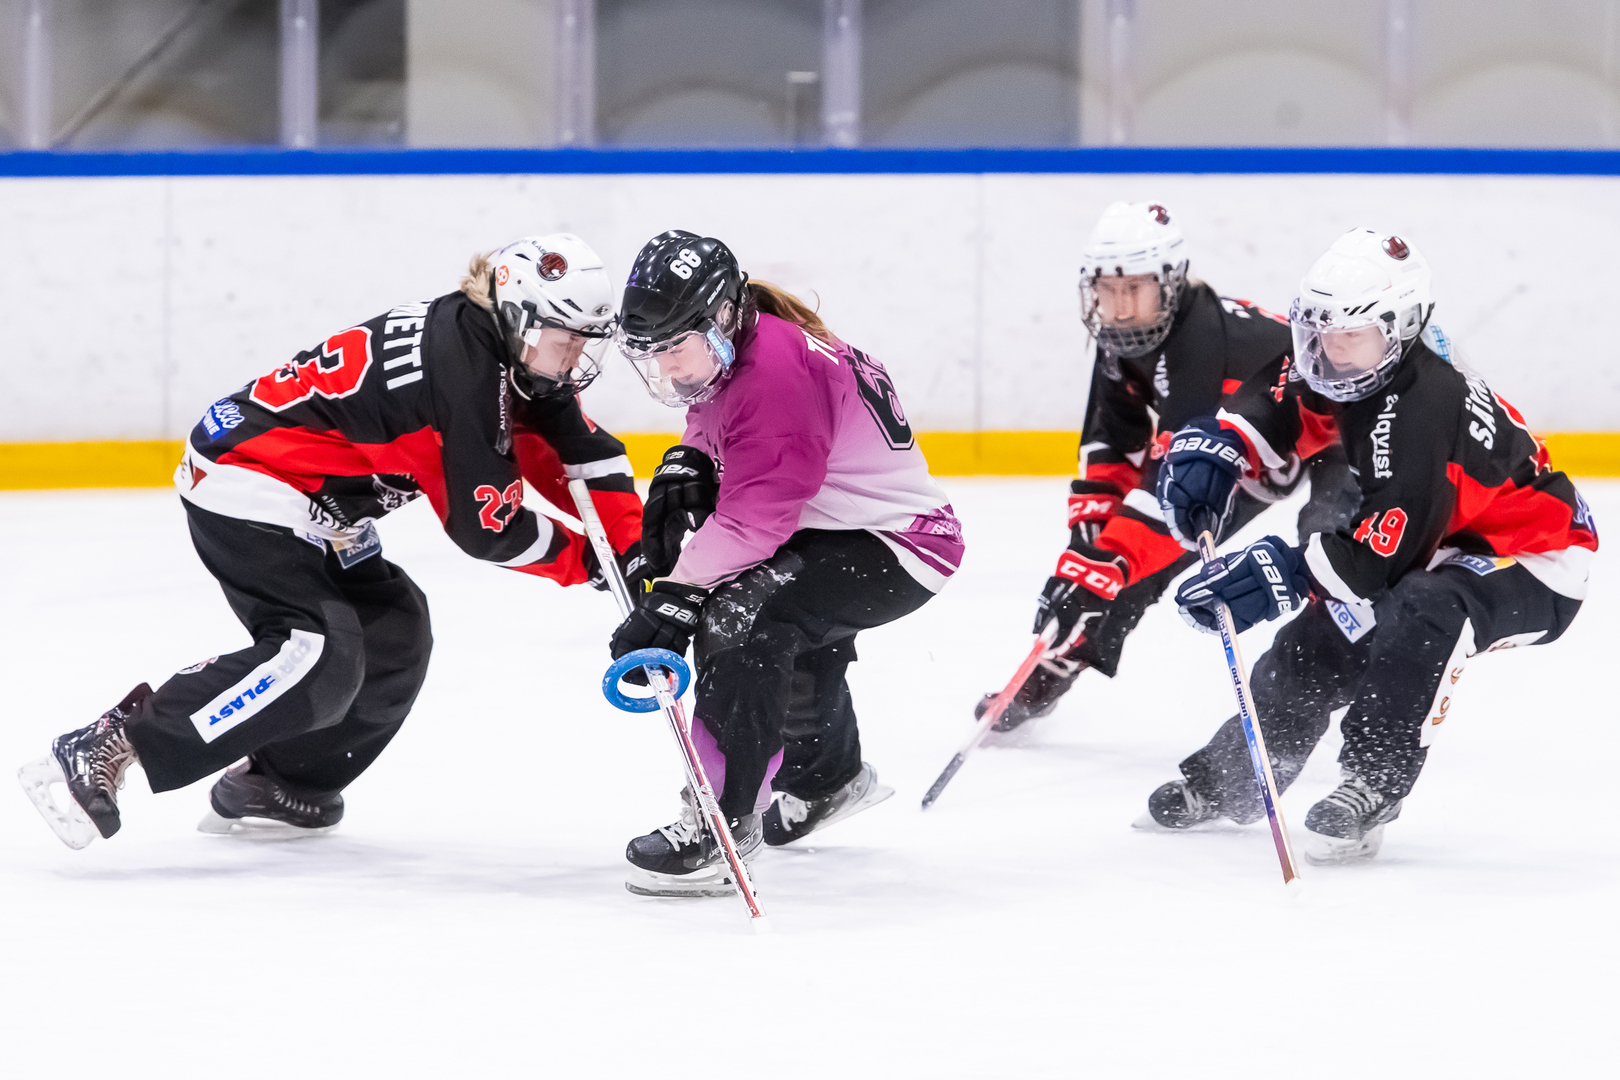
xmin=1157 ymin=417 xmax=1250 ymax=548
xmin=1175 ymin=536 xmax=1313 ymax=635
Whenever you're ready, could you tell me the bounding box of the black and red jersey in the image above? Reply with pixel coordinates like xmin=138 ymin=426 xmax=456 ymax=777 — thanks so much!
xmin=176 ymin=291 xmax=640 ymax=585
xmin=1081 ymin=283 xmax=1325 ymax=583
xmin=1215 ymin=343 xmax=1597 ymax=604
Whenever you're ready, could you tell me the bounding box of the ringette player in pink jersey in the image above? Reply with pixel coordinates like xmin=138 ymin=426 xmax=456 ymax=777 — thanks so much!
xmin=607 ymin=231 xmax=964 ymax=896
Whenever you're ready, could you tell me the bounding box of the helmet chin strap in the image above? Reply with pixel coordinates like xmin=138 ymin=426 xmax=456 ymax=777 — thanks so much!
xmin=1400 ymin=302 xmax=1436 ymax=362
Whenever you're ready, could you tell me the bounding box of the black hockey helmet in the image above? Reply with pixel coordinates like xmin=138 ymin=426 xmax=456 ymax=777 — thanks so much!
xmin=619 ymin=232 xmax=748 ymax=348
xmin=617 ymin=231 xmax=750 ymax=405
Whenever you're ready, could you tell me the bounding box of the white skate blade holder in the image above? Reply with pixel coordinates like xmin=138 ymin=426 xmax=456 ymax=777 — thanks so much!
xmin=17 ymin=756 xmax=100 ymax=850
xmin=1302 ymin=824 xmax=1385 ymax=867
xmin=197 ymin=808 xmax=338 ymax=841
xmin=625 ymin=867 xmax=774 ymax=932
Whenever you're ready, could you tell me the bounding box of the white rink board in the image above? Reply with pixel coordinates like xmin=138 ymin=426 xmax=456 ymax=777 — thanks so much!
xmin=0 ymin=478 xmax=1615 ymax=1075
xmin=2 ymin=171 xmax=1619 ymax=442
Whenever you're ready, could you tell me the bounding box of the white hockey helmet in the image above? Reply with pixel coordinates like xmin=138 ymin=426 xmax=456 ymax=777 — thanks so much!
xmin=1079 ymin=201 xmax=1189 ymax=359
xmin=1288 ymin=229 xmax=1433 ymax=403
xmin=489 ymin=233 xmax=617 ymax=399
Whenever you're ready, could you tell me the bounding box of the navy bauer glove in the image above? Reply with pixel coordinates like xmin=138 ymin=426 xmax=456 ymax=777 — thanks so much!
xmin=1175 ymin=536 xmax=1312 ymax=635
xmin=1157 ymin=418 xmax=1248 ymax=548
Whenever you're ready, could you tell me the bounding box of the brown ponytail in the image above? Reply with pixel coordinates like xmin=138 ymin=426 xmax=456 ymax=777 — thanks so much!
xmin=747 ymin=280 xmax=835 ymax=345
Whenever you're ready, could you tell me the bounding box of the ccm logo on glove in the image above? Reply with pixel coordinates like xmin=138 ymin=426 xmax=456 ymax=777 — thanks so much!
xmin=1067 ymin=496 xmax=1121 ymax=527
xmin=1054 ymin=549 xmax=1126 ymax=600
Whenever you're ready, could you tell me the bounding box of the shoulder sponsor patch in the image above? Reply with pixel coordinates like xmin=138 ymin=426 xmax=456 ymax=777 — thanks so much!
xmin=189 ymin=629 xmax=325 ymax=743
xmin=200 ymin=399 xmax=245 ymax=441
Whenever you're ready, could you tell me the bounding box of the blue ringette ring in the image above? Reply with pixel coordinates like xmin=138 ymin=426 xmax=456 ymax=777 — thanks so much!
xmin=602 ymin=648 xmax=692 ymax=712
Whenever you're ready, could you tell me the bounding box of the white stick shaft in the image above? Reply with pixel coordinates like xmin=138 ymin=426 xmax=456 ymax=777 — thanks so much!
xmin=1195 ymin=530 xmax=1300 ymax=885
xmin=569 ymin=479 xmax=769 ymax=923
xmin=569 ymin=479 xmax=636 ymax=617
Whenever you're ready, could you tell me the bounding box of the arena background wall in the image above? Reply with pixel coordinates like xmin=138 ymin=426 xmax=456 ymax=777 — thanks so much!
xmin=2 ymin=149 xmax=1617 ymax=485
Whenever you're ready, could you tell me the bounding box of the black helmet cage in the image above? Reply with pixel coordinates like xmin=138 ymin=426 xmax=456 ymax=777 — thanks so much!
xmin=1080 ymin=259 xmax=1188 ymax=360
xmin=488 ymin=271 xmax=609 ymax=400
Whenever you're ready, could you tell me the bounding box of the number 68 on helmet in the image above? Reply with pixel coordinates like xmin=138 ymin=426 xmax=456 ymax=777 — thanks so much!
xmin=615 ymin=231 xmax=750 ymax=407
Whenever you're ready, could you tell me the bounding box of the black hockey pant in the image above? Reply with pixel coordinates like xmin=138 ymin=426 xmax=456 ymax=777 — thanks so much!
xmin=690 ymin=529 xmax=935 ymax=821
xmin=1074 ymin=446 xmax=1360 ymax=678
xmin=123 ymin=501 xmax=432 ymax=795
xmin=1178 ymin=557 xmax=1583 ymax=818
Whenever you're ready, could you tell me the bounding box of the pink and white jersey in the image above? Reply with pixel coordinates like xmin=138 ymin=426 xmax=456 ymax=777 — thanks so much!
xmin=671 ymin=313 xmax=963 ymax=591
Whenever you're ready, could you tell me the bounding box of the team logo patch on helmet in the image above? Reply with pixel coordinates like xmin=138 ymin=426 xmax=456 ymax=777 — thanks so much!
xmin=1149 ymin=204 xmax=1171 ymax=225
xmin=538 ymin=251 xmax=569 ymax=281
xmin=1383 ymin=235 xmax=1410 ymax=260
xmin=495 ymin=265 xmax=510 ymax=286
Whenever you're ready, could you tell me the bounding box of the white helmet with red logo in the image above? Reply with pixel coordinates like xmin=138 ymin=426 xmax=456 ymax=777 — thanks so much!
xmin=1078 ymin=200 xmax=1189 ymax=359
xmin=1288 ymin=228 xmax=1434 ymax=402
xmin=489 ymin=233 xmax=617 ymax=398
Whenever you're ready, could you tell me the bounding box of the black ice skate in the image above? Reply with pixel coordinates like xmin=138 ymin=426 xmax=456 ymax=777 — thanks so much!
xmin=975 ymin=656 xmax=1084 ymax=733
xmin=18 ymin=683 xmax=151 ymax=849
xmin=197 ymin=757 xmax=344 ymax=839
xmin=625 ymin=788 xmax=762 ymax=898
xmin=1134 ymin=779 xmax=1222 ymax=832
xmin=763 ymin=761 xmax=894 ymax=846
xmin=1302 ymin=772 xmax=1402 ymax=865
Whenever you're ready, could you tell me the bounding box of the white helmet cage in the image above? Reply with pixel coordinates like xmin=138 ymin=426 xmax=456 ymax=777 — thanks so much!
xmin=489 ymin=233 xmax=618 ymax=399
xmin=1288 ymin=229 xmax=1434 ymax=403
xmin=1079 ymin=201 xmax=1190 ymax=359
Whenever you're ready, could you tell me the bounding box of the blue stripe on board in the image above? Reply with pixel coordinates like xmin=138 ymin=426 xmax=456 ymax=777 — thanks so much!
xmin=4 ymin=146 xmax=1620 ymax=177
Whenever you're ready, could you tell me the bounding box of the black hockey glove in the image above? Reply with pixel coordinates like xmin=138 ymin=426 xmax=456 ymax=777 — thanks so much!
xmin=610 ymin=580 xmax=710 ymax=684
xmin=1157 ymin=418 xmax=1248 ymax=548
xmin=1175 ymin=536 xmax=1312 ymax=635
xmin=643 ymin=445 xmax=718 ymax=577
xmin=1033 ymin=544 xmax=1129 ymax=647
xmin=584 ymin=540 xmax=653 ymax=596
xmin=1066 ymin=479 xmax=1124 ymax=547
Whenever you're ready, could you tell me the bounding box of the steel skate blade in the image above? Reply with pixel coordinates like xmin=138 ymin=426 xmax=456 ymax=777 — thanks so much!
xmin=1130 ymin=811 xmax=1246 ymax=833
xmin=624 ymin=865 xmax=741 ymax=899
xmin=1302 ymin=824 xmax=1384 ymax=865
xmin=197 ymin=808 xmax=337 ymax=841
xmin=17 ymin=756 xmax=99 ymax=850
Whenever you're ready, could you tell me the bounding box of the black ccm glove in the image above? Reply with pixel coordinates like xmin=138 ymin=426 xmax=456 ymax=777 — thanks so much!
xmin=1175 ymin=536 xmax=1311 ymax=634
xmin=609 ymin=581 xmax=710 ymax=685
xmin=1156 ymin=418 xmax=1248 ymax=548
xmin=643 ymin=445 xmax=718 ymax=577
xmin=1032 ymin=545 xmax=1129 ymax=647
xmin=584 ymin=539 xmax=653 ymax=596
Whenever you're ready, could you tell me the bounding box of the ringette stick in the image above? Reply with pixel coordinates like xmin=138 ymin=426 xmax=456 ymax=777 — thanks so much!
xmin=1193 ymin=519 xmax=1300 ymax=887
xmin=921 ymin=625 xmax=1057 ymax=810
xmin=569 ymin=480 xmax=770 ymax=931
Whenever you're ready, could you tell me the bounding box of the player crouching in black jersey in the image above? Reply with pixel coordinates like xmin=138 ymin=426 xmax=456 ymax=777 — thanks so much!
xmin=19 ymin=234 xmax=647 ymax=849
xmin=983 ymin=201 xmax=1356 ymax=733
xmin=1151 ymin=229 xmax=1596 ymax=864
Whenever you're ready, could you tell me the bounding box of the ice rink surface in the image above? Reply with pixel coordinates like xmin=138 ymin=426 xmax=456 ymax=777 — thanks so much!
xmin=2 ymin=479 xmax=1614 ymax=1078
